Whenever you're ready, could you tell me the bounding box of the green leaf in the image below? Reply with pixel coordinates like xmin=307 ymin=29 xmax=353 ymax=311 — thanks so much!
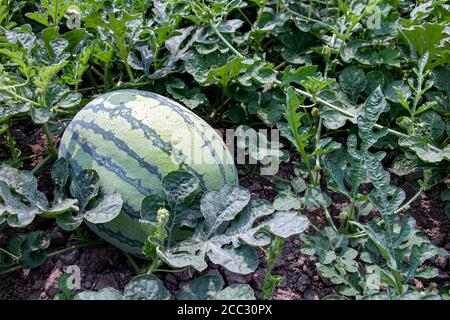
xmin=385 ymin=81 xmax=411 ymax=104
xmin=217 ymin=19 xmax=244 ymax=33
xmin=56 ymin=212 xmax=83 ymax=231
xmin=43 ymin=198 xmax=79 ymax=217
xmin=162 ymin=171 xmax=199 ymax=205
xmin=8 ymin=231 xmax=50 ymax=268
xmin=69 ymin=170 xmax=100 ymax=211
xmin=279 ymin=32 xmax=314 ymax=64
xmin=123 ymin=275 xmax=172 ymax=300
xmin=303 ymin=187 xmax=331 ymax=208
xmin=0 ymin=102 xmax=30 ymax=122
xmin=51 ymin=158 xmax=70 ymax=190
xmin=281 ymin=65 xmax=317 ymax=86
xmin=178 ymin=274 xmax=223 ymax=300
xmin=177 ymin=274 xmax=255 ymax=300
xmin=262 ymin=210 xmax=309 ymax=238
xmin=399 ymin=136 xmax=443 ymax=163
xmin=418 ymin=111 xmax=445 ymax=144
xmin=74 ymin=288 xmax=123 ymax=300
xmin=140 ymin=195 xmax=167 ymax=221
xmin=415 ymin=267 xmax=439 ymax=279
xmin=206 ymin=57 xmax=249 ymax=88
xmin=401 ymin=23 xmax=448 ymax=62
xmin=30 ymin=108 xmax=52 ymax=124
xmin=215 ymin=284 xmax=255 ymax=300
xmin=291 ymin=177 xmax=307 ymax=193
xmin=208 ymin=245 xmax=258 ymax=274
xmin=339 ymin=66 xmax=367 ymax=102
xmin=391 ymin=153 xmax=419 ymax=176
xmin=0 ymin=166 xmax=48 ymax=226
xmin=84 ymin=193 xmax=123 ymax=224
xmin=273 ymin=191 xmax=301 ymax=210
xmin=200 ymin=185 xmax=251 ymax=231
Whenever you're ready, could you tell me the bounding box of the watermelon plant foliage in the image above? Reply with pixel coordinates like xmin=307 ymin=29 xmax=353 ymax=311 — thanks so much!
xmin=0 ymin=158 xmax=122 ymax=230
xmin=74 ymin=273 xmax=255 ymax=300
xmin=140 ymin=170 xmax=309 ymax=275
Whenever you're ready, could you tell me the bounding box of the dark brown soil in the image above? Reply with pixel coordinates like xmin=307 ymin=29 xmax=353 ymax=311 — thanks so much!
xmin=0 ymin=127 xmax=448 ymax=300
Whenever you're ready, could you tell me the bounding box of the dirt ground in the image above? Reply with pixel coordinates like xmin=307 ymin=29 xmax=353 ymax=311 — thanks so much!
xmin=0 ymin=125 xmax=449 ymax=300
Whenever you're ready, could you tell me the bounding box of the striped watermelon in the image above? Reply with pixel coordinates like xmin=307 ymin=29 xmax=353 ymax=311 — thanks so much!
xmin=59 ymin=89 xmax=238 ymax=256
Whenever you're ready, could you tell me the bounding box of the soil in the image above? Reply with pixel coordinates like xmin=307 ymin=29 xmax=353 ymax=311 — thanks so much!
xmin=0 ymin=126 xmax=449 ymax=300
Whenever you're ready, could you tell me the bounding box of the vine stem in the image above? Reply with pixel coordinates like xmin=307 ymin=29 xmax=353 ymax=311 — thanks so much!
xmin=47 ymin=242 xmax=98 ymax=259
xmin=0 ymin=247 xmax=18 ymax=260
xmin=125 ymin=63 xmax=135 ymax=82
xmin=314 ymin=116 xmax=323 ymax=183
xmin=154 ymin=268 xmax=188 ymax=273
xmin=210 ymin=22 xmax=244 ymax=58
xmin=42 ymin=122 xmax=58 ymax=157
xmin=209 ymin=20 xmax=444 ymax=154
xmin=0 ymin=89 xmax=40 ymax=107
xmin=322 ymin=206 xmax=339 ymax=233
xmin=122 ymin=251 xmax=141 ymax=274
xmin=31 ymin=154 xmax=54 ymax=176
xmin=394 ymin=187 xmax=424 ymax=214
xmin=0 ymin=242 xmax=97 ymax=276
xmin=146 ymin=257 xmax=162 ymax=275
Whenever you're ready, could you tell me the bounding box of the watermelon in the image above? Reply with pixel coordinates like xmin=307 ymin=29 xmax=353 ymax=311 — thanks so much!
xmin=59 ymin=89 xmax=238 ymax=256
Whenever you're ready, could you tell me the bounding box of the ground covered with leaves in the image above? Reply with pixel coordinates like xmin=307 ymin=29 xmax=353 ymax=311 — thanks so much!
xmin=1 ymin=0 xmax=450 ymax=300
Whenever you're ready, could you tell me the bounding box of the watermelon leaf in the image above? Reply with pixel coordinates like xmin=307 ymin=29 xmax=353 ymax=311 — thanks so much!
xmin=74 ymin=274 xmax=255 ymax=301
xmin=74 ymin=287 xmax=123 ymax=300
xmin=157 ymin=186 xmax=309 ymax=274
xmin=122 ymin=275 xmax=172 ymax=300
xmin=75 ymin=275 xmax=172 ymax=300
xmin=0 ymin=160 xmax=122 ymax=231
xmin=178 ymin=274 xmax=255 ymax=300
xmin=83 ymin=193 xmax=123 ymax=224
xmin=69 ymin=169 xmax=100 ymax=211
xmin=0 ymin=165 xmax=78 ymax=228
xmin=162 ymin=170 xmax=200 ymax=205
xmin=7 ymin=231 xmax=50 ymax=269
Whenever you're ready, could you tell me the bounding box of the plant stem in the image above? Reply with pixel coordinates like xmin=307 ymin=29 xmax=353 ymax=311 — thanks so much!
xmin=0 ymin=242 xmax=96 ymax=276
xmin=31 ymin=154 xmax=54 ymax=176
xmin=86 ymin=69 xmax=99 ymax=92
xmin=210 ymin=22 xmax=244 ymax=58
xmin=125 ymin=63 xmax=135 ymax=82
xmin=122 ymin=251 xmax=141 ymax=274
xmin=146 ymin=257 xmax=162 ymax=275
xmin=154 ymin=268 xmax=187 ymax=273
xmin=0 ymin=265 xmax=22 ymax=276
xmin=237 ymin=7 xmax=252 ymax=26
xmin=0 ymin=89 xmax=40 ymax=107
xmin=5 ymin=122 xmax=20 ymax=165
xmin=104 ymin=62 xmax=111 ymax=90
xmin=314 ymin=116 xmax=323 ymax=183
xmin=322 ymin=206 xmax=338 ymax=233
xmin=394 ymin=187 xmax=424 ymax=214
xmin=47 ymin=242 xmax=97 ymax=259
xmin=0 ymin=247 xmax=18 ymax=260
xmin=42 ymin=122 xmax=58 ymax=156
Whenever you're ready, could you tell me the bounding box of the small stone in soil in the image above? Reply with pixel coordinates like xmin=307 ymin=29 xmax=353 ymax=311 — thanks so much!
xmin=303 ymin=289 xmax=319 ymax=300
xmin=95 ymin=274 xmax=119 ymax=290
xmin=59 ymin=250 xmax=79 ymax=265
